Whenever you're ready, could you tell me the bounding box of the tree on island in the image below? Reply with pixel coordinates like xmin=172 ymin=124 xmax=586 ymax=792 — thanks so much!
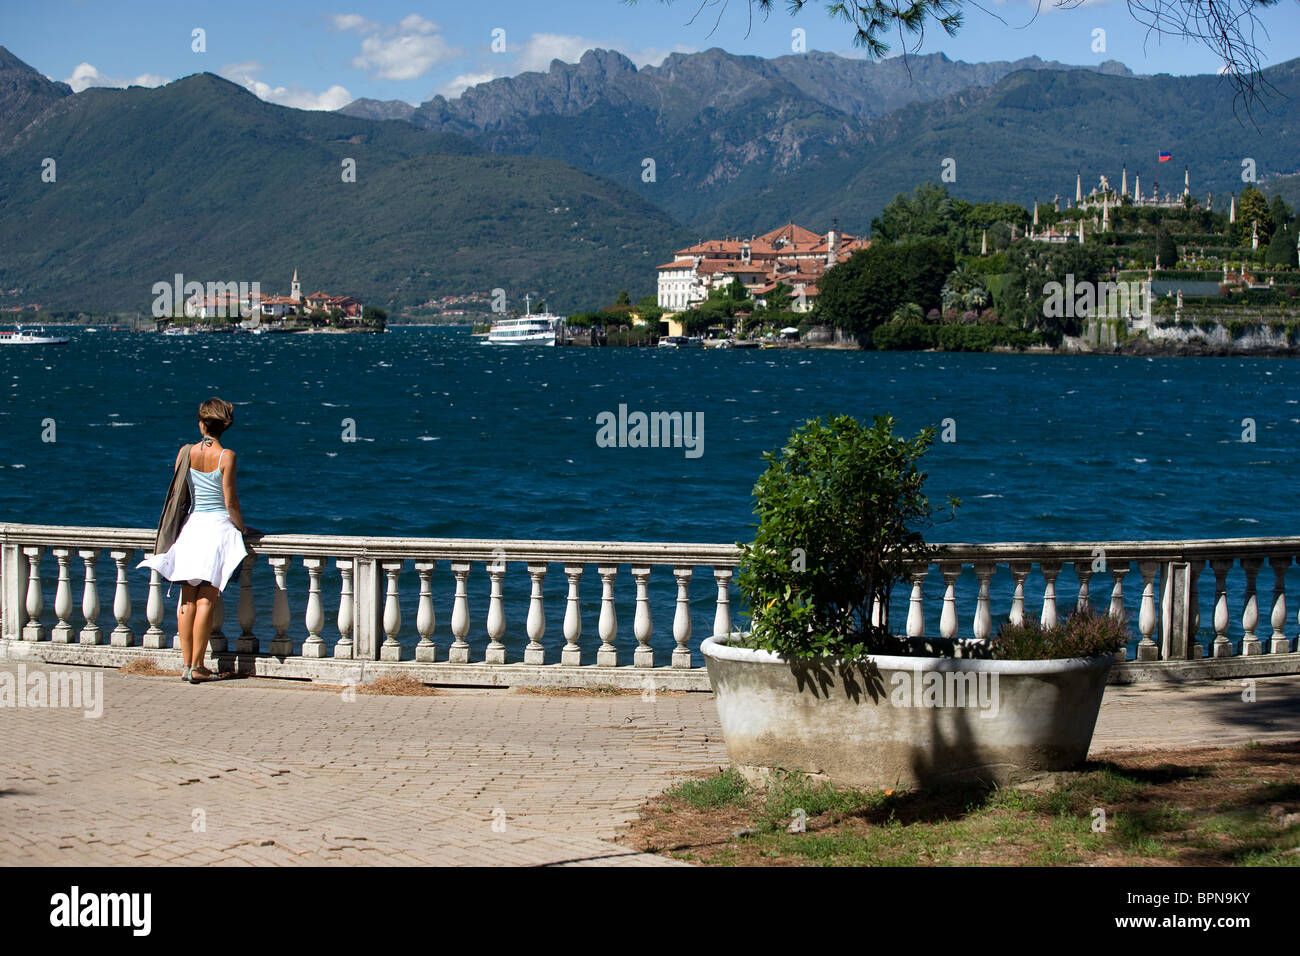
xmin=1264 ymin=224 xmax=1298 ymax=269
xmin=1001 ymin=240 xmax=1104 ymax=338
xmin=362 ymin=306 xmax=387 ymax=330
xmin=1237 ymin=186 xmax=1273 ymax=246
xmin=1153 ymin=229 xmax=1180 ymax=269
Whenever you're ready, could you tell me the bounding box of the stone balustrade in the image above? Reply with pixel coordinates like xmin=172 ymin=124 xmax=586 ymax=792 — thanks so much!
xmin=2 ymin=523 xmax=1298 ymax=687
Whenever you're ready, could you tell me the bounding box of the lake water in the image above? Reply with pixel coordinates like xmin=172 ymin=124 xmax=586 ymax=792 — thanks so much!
xmin=3 ymin=326 xmax=1298 ymax=660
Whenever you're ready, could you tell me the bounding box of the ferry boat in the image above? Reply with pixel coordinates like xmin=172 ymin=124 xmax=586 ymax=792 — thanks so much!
xmin=0 ymin=324 xmax=69 ymax=345
xmin=486 ymin=296 xmax=565 ymax=346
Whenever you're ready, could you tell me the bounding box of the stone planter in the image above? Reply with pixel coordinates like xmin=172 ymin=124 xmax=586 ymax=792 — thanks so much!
xmin=701 ymin=633 xmax=1114 ymax=789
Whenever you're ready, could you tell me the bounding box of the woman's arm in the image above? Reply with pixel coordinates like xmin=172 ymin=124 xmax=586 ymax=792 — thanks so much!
xmin=221 ymin=449 xmax=247 ymax=534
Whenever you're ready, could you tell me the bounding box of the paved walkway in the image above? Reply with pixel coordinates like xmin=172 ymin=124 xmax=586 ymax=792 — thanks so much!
xmin=1 ymin=662 xmax=1297 ymax=866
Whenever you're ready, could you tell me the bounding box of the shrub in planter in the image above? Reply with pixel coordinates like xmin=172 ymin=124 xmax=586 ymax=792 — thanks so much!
xmin=736 ymin=414 xmax=957 ymax=661
xmin=707 ymin=415 xmax=1120 ymax=789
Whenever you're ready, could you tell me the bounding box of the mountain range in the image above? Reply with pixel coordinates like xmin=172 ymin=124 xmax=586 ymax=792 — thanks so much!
xmin=0 ymin=47 xmax=686 ymax=313
xmin=1 ymin=43 xmax=1297 ymax=314
xmin=341 ymin=48 xmax=1298 ymax=235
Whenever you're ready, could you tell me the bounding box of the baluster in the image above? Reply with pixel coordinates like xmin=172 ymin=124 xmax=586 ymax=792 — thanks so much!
xmin=51 ymin=548 xmax=73 ymax=643
xmin=906 ymin=565 xmax=927 ymax=642
xmin=597 ymin=565 xmax=618 ymax=666
xmin=76 ymin=548 xmax=100 ymax=645
xmin=972 ymin=563 xmax=994 ymax=643
xmin=631 ymin=566 xmax=653 ymax=667
xmin=268 ymin=556 xmax=292 ymax=656
xmin=1210 ymin=558 xmax=1233 ymax=657
xmin=712 ymin=567 xmax=732 ymax=642
xmin=1240 ymin=557 xmax=1263 ymax=656
xmin=143 ymin=567 xmax=166 ymax=648
xmin=108 ymin=550 xmax=135 ymax=647
xmin=1039 ymin=560 xmax=1061 ymax=630
xmin=524 ymin=564 xmax=547 ymax=665
xmin=415 ymin=560 xmax=438 ymax=663
xmin=379 ymin=560 xmax=404 ymax=662
xmin=1108 ymin=562 xmax=1129 ymax=619
xmin=448 ymin=561 xmax=471 ymax=663
xmin=673 ymin=567 xmax=693 ymax=668
xmin=1188 ymin=559 xmax=1203 ymax=659
xmin=1075 ymin=560 xmax=1093 ymax=615
xmin=562 ymin=565 xmax=583 ymax=666
xmin=209 ymin=589 xmax=226 ymax=654
xmin=1009 ymin=562 xmax=1030 ymax=628
xmin=22 ymin=546 xmax=45 ymax=641
xmin=236 ymin=556 xmax=257 ymax=654
xmin=1109 ymin=560 xmax=1130 ymax=662
xmin=484 ymin=559 xmax=506 ymax=664
xmin=1268 ymin=555 xmax=1291 ymax=654
xmin=1136 ymin=560 xmax=1160 ymax=661
xmin=334 ymin=558 xmax=354 ymax=659
xmin=302 ymin=557 xmax=327 ymax=658
xmin=938 ymin=562 xmax=960 ymax=641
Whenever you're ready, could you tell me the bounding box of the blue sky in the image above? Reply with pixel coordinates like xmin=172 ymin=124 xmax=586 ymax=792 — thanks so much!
xmin=6 ymin=0 xmax=1299 ymax=109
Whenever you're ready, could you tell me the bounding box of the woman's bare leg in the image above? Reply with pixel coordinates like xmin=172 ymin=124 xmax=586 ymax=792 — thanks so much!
xmin=191 ymin=583 xmax=219 ymax=672
xmin=177 ymin=584 xmax=197 ymax=669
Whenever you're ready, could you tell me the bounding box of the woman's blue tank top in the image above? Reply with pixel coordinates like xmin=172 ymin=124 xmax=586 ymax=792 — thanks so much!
xmin=188 ymin=443 xmax=228 ymax=514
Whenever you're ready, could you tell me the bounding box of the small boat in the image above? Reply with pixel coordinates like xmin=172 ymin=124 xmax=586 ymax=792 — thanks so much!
xmin=0 ymin=324 xmax=69 ymax=345
xmin=657 ymin=335 xmax=704 ymax=349
xmin=486 ymin=296 xmax=565 ymax=346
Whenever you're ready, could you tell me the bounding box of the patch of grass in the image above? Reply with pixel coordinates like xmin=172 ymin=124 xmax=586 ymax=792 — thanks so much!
xmin=665 ymin=769 xmax=752 ymax=810
xmin=618 ymin=741 xmax=1300 ymax=867
xmin=753 ymin=772 xmax=882 ymax=832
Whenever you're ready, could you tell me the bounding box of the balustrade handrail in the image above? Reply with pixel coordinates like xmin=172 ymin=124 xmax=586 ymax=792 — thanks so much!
xmin=7 ymin=523 xmax=1300 ymax=564
xmin=8 ymin=523 xmax=1300 ymax=555
xmin=0 ymin=522 xmax=740 ymax=565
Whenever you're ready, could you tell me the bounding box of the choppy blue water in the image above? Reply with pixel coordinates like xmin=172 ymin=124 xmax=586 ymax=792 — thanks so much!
xmin=3 ymin=326 xmax=1298 ymax=660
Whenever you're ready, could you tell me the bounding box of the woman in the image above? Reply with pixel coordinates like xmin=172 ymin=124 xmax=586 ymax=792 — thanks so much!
xmin=138 ymin=397 xmax=252 ymax=683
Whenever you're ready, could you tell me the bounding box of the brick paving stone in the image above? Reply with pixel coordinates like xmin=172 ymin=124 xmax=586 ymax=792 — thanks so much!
xmin=1 ymin=661 xmax=1297 ymax=866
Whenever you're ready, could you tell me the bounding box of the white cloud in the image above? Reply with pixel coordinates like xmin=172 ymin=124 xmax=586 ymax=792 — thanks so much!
xmin=515 ymin=33 xmax=595 ymax=72
xmin=329 ymin=13 xmax=375 ymax=33
xmin=331 ymin=12 xmax=459 ymax=80
xmin=436 ymin=71 xmax=502 ymax=98
xmin=219 ymin=62 xmax=353 ymax=111
xmin=65 ymin=62 xmax=168 ymax=93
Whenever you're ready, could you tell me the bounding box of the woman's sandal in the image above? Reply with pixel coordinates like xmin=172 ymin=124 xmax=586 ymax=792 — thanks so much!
xmin=181 ymin=666 xmax=191 ymax=683
xmin=189 ymin=666 xmax=212 ymax=684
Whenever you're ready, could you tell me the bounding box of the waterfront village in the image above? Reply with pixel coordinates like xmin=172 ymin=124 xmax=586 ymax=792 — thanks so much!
xmin=488 ymin=166 xmax=1300 ymax=352
xmin=11 ymin=168 xmax=1299 ymax=352
xmin=156 ymin=270 xmax=384 ymax=334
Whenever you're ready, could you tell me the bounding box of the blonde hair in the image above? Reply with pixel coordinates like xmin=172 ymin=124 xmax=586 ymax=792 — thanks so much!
xmin=198 ymin=397 xmax=234 ymax=438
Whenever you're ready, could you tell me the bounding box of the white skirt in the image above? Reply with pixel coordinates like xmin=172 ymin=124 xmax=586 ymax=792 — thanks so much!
xmin=137 ymin=510 xmax=248 ymax=592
